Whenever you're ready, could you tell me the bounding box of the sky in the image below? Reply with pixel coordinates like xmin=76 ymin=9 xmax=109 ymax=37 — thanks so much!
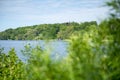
xmin=0 ymin=0 xmax=109 ymax=31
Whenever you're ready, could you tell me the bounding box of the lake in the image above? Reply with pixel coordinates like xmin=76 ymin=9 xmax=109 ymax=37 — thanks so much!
xmin=0 ymin=40 xmax=68 ymax=61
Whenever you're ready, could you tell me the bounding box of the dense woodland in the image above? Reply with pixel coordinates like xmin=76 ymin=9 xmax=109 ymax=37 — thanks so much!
xmin=0 ymin=21 xmax=97 ymax=40
xmin=0 ymin=0 xmax=120 ymax=80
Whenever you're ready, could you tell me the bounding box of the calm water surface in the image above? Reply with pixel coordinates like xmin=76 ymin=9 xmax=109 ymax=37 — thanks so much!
xmin=0 ymin=40 xmax=68 ymax=61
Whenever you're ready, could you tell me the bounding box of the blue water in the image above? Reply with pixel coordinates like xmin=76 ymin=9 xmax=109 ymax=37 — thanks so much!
xmin=0 ymin=40 xmax=68 ymax=61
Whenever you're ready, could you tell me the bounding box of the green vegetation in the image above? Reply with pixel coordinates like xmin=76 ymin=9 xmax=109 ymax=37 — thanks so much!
xmin=0 ymin=0 xmax=120 ymax=80
xmin=0 ymin=48 xmax=25 ymax=80
xmin=0 ymin=21 xmax=97 ymax=40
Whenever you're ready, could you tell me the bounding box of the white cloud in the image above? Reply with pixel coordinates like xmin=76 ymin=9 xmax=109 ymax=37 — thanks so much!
xmin=15 ymin=7 xmax=108 ymax=24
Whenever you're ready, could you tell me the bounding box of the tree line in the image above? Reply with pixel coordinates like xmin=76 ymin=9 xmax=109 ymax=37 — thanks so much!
xmin=0 ymin=21 xmax=97 ymax=40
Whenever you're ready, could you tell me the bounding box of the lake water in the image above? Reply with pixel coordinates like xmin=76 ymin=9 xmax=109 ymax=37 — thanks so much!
xmin=0 ymin=40 xmax=68 ymax=61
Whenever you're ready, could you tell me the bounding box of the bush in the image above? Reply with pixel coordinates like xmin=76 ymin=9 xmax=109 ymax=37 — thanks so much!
xmin=0 ymin=48 xmax=25 ymax=80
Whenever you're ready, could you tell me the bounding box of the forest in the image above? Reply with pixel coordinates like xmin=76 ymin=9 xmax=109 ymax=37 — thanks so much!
xmin=0 ymin=0 xmax=120 ymax=80
xmin=0 ymin=21 xmax=97 ymax=40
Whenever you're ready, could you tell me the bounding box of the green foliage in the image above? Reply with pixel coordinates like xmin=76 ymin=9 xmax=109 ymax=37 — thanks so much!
xmin=0 ymin=48 xmax=25 ymax=80
xmin=68 ymin=24 xmax=111 ymax=80
xmin=0 ymin=21 xmax=97 ymax=40
xmin=21 ymin=45 xmax=73 ymax=80
xmin=106 ymin=0 xmax=120 ymax=18
xmin=105 ymin=0 xmax=120 ymax=79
